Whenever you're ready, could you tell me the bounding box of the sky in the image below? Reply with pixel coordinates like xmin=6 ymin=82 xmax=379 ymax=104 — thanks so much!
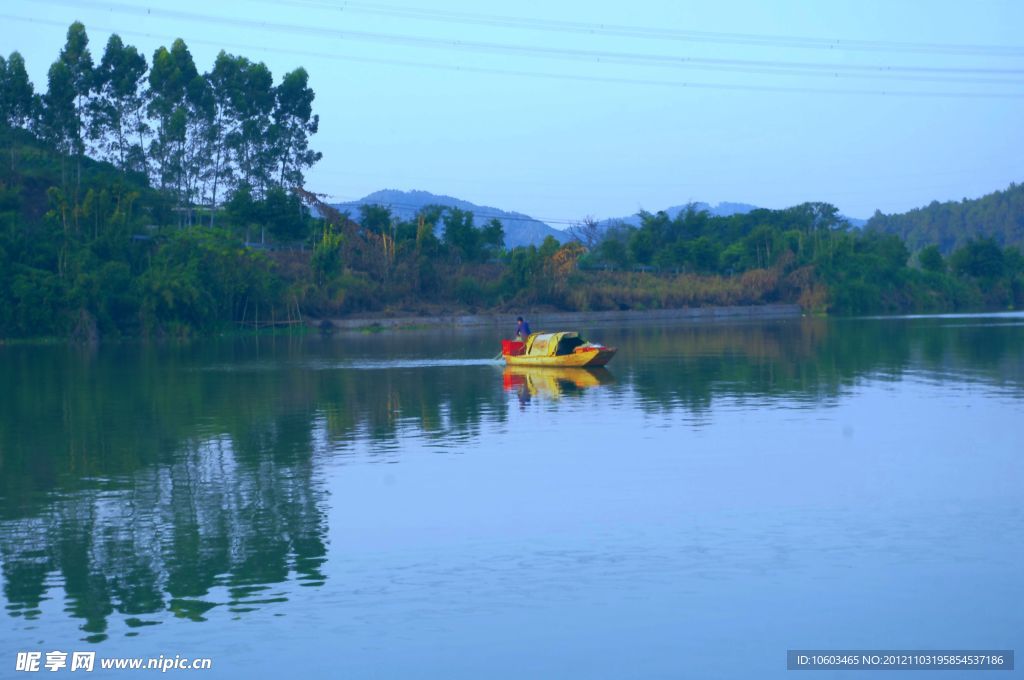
xmin=3 ymin=0 xmax=1023 ymax=225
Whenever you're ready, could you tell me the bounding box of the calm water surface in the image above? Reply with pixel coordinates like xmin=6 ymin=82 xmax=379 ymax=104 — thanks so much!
xmin=1 ymin=314 xmax=1022 ymax=678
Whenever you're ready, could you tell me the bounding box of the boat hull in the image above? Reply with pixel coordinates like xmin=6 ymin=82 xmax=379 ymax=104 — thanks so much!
xmin=504 ymin=347 xmax=616 ymax=367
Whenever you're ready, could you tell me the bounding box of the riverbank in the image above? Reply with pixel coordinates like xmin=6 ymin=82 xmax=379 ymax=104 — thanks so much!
xmin=313 ymin=303 xmax=803 ymax=333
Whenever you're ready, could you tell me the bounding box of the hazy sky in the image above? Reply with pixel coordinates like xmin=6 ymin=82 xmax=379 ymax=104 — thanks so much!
xmin=4 ymin=0 xmax=1023 ymax=224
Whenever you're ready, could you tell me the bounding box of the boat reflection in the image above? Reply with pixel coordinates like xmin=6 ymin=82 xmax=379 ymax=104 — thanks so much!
xmin=502 ymin=366 xmax=615 ymax=402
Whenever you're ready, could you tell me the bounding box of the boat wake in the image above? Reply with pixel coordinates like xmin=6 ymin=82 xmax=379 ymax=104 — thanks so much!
xmin=200 ymin=358 xmax=502 ymax=372
xmin=308 ymin=358 xmax=501 ymax=370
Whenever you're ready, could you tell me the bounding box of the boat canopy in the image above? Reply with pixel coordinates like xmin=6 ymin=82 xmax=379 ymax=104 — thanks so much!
xmin=524 ymin=332 xmax=586 ymax=357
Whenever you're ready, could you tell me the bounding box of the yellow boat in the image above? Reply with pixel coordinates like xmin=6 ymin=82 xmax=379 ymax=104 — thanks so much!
xmin=502 ymin=331 xmax=617 ymax=367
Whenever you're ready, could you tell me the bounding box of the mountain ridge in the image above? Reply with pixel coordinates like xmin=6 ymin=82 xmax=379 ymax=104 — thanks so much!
xmin=332 ymin=189 xmax=570 ymax=248
xmin=334 ymin=190 xmax=873 ymax=247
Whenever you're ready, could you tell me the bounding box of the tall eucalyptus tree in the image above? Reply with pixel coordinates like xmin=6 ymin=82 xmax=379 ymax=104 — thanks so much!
xmin=273 ymin=67 xmax=321 ymax=189
xmin=148 ymin=39 xmax=199 ymax=222
xmin=225 ymin=57 xmax=275 ymax=199
xmin=0 ymin=52 xmax=37 ymax=170
xmin=90 ymin=35 xmax=148 ymax=174
xmin=58 ymin=21 xmax=93 ymax=161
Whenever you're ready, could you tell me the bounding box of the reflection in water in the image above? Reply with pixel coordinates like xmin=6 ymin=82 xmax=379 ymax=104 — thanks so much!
xmin=0 ymin=431 xmax=328 ymax=643
xmin=610 ymin=315 xmax=1024 ymax=412
xmin=502 ymin=366 xmax=614 ymax=404
xmin=0 ymin=314 xmax=1022 ymax=646
xmin=0 ymin=336 xmax=511 ymax=642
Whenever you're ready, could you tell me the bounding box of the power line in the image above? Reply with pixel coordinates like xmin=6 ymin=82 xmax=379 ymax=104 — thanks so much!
xmin=257 ymin=0 xmax=1024 ymax=58
xmin=10 ymin=13 xmax=1024 ymax=100
xmin=309 ymin=163 xmax=1024 ymax=190
xmin=25 ymin=0 xmax=1024 ymax=85
xmin=5 ymin=9 xmax=1017 ymax=225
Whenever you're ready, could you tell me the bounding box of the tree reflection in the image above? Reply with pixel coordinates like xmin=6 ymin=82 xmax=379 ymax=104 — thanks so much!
xmin=601 ymin=316 xmax=1024 ymax=412
xmin=1 ymin=317 xmax=1021 ymax=639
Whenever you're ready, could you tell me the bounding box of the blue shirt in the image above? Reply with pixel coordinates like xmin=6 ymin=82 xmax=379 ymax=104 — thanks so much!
xmin=516 ymin=320 xmax=531 ymax=338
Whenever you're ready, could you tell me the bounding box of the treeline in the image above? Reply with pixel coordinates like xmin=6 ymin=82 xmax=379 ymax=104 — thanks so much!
xmin=0 ymin=21 xmax=319 ymax=225
xmin=866 ymin=182 xmax=1024 ymax=254
xmin=572 ymin=203 xmax=1024 ymax=314
xmin=0 ymin=22 xmax=325 ymax=338
xmin=2 ymin=119 xmax=1020 ymax=338
xmin=1 ymin=22 xmax=1021 ymax=340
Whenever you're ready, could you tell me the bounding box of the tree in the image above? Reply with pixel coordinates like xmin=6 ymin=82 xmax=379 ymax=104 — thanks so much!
xmin=628 ymin=228 xmax=655 ymax=265
xmin=442 ymin=207 xmax=478 ymax=262
xmin=597 ymin=227 xmax=631 ymax=269
xmin=204 ymin=51 xmax=241 ymax=225
xmin=58 ymin=21 xmax=93 ymax=160
xmin=226 ymin=183 xmax=260 ymax=236
xmin=918 ymin=245 xmax=945 ymax=273
xmin=0 ymin=52 xmax=37 ymax=171
xmin=0 ymin=52 xmax=36 ymax=130
xmin=358 ymin=204 xmax=392 ymax=234
xmin=91 ymin=35 xmax=148 ymax=173
xmin=180 ymin=75 xmax=213 ymax=225
xmin=148 ymin=39 xmax=199 ymax=196
xmin=264 ymin=186 xmax=307 ymax=241
xmin=568 ymin=215 xmax=601 ymax=249
xmin=950 ymin=238 xmax=1005 ymax=280
xmin=688 ymin=236 xmax=721 ymax=273
xmin=148 ymin=39 xmax=210 ymax=224
xmin=42 ymin=60 xmax=77 ymax=167
xmin=224 ymin=57 xmax=275 ymax=197
xmin=479 ymin=218 xmax=505 ymax=259
xmin=272 ymin=67 xmax=321 ymax=189
xmin=312 ymin=222 xmax=344 ymax=287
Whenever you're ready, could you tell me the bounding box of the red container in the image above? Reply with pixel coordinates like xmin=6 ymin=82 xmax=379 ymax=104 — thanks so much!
xmin=501 ymin=340 xmax=525 ymax=356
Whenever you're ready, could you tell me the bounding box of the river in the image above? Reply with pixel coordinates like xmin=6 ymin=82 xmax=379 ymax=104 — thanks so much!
xmin=1 ymin=313 xmax=1021 ymax=678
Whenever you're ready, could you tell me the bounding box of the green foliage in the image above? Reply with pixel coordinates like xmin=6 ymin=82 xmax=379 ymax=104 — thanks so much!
xmin=138 ymin=227 xmax=278 ymax=334
xmin=575 ymin=200 xmax=1021 ymax=316
xmin=0 ymin=52 xmax=36 ymax=132
xmin=90 ymin=35 xmax=148 ymax=174
xmin=273 ymin=67 xmax=321 ymax=187
xmin=918 ymin=245 xmax=945 ymax=273
xmin=442 ymin=207 xmax=478 ymax=261
xmin=43 ymin=59 xmax=77 ymax=156
xmin=262 ymin=186 xmax=307 ymax=241
xmin=867 ymin=182 xmax=1024 ymax=253
xmin=949 ymin=238 xmax=1005 ymax=279
xmin=226 ymin=182 xmax=259 ymax=227
xmin=56 ymin=21 xmax=93 ymax=158
xmin=479 ymin=218 xmax=505 ymax=258
xmin=358 ymin=203 xmax=391 ymax=234
xmin=311 ymin=223 xmax=344 ymax=286
xmin=436 ymin=208 xmax=505 ymax=263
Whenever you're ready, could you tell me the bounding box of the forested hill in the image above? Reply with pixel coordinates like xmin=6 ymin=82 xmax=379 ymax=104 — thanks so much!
xmin=333 ymin=189 xmax=569 ymax=248
xmin=866 ymin=182 xmax=1024 ymax=254
xmin=596 ymin=201 xmax=758 ymax=232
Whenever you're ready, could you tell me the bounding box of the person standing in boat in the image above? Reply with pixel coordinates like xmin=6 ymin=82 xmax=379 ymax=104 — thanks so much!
xmin=515 ymin=316 xmax=531 ymax=339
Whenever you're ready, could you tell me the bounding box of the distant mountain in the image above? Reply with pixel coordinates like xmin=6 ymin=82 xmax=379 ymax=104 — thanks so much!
xmin=332 ymin=191 xmax=874 ymax=248
xmin=595 ymin=201 xmax=759 ymax=232
xmin=332 ymin=189 xmax=570 ymax=249
xmin=866 ymin=182 xmax=1024 ymax=253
